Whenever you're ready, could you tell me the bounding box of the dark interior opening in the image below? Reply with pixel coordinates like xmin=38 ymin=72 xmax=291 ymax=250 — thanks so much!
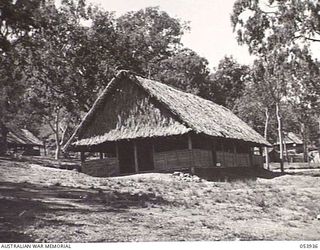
xmin=154 ymin=136 xmax=188 ymax=152
xmin=236 ymin=142 xmax=250 ymax=153
xmin=118 ymin=141 xmax=135 ymax=174
xmin=137 ymin=140 xmax=154 ymax=172
xmin=92 ymin=142 xmax=117 ymax=157
xmin=192 ymin=135 xmax=213 ymax=150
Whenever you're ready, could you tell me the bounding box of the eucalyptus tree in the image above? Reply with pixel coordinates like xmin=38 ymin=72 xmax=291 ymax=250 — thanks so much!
xmin=25 ymin=0 xmax=92 ymax=158
xmin=231 ymin=0 xmax=320 ymax=55
xmin=0 ymin=0 xmax=44 ymax=154
xmin=231 ymin=0 xmax=320 ymax=170
xmin=26 ymin=4 xmax=194 ymax=158
xmin=115 ymin=7 xmax=188 ymax=76
xmin=153 ymin=48 xmax=210 ymax=95
xmin=208 ymin=56 xmax=250 ymax=111
xmin=286 ymin=47 xmax=320 ymax=161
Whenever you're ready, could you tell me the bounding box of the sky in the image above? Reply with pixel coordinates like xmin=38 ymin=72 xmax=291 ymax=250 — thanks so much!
xmin=86 ymin=0 xmax=254 ymax=69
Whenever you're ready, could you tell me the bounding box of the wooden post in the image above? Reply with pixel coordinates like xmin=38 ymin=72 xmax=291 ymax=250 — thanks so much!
xmin=99 ymin=152 xmax=103 ymax=159
xmin=258 ymin=146 xmax=264 ymax=169
xmin=212 ymin=139 xmax=217 ymax=167
xmin=151 ymin=141 xmax=155 ymax=155
xmin=133 ymin=141 xmax=139 ymax=173
xmin=115 ymin=142 xmax=119 ymax=158
xmin=80 ymin=151 xmax=85 ymax=163
xmin=43 ymin=141 xmax=47 ymax=156
xmin=259 ymin=147 xmax=263 ymax=156
xmin=222 ymin=141 xmax=225 ymax=168
xmin=188 ymin=134 xmax=192 ymax=150
xmin=188 ymin=134 xmax=195 ymax=174
xmin=248 ymin=146 xmax=253 ymax=168
xmin=233 ymin=141 xmax=237 ymax=168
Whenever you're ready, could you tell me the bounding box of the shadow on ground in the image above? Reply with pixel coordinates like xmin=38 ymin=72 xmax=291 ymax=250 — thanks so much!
xmin=0 ymin=156 xmax=81 ymax=170
xmin=197 ymin=167 xmax=285 ymax=182
xmin=0 ymin=181 xmax=173 ymax=242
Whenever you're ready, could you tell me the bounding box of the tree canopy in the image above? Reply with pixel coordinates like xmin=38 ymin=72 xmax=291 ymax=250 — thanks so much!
xmin=0 ymin=1 xmax=214 ymax=157
xmin=231 ymin=0 xmax=320 ymax=55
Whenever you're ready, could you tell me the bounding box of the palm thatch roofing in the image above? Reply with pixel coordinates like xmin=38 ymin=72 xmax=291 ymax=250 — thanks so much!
xmin=7 ymin=128 xmax=43 ymax=147
xmin=275 ymin=132 xmax=303 ymax=145
xmin=64 ymin=70 xmax=271 ymax=150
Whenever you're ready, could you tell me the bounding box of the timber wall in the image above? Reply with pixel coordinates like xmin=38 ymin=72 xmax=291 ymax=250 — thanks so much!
xmin=216 ymin=152 xmax=251 ymax=168
xmin=81 ymin=157 xmax=119 ymax=177
xmin=153 ymin=149 xmax=213 ymax=172
xmin=81 ymin=149 xmax=263 ymax=177
xmin=252 ymin=155 xmax=264 ymax=168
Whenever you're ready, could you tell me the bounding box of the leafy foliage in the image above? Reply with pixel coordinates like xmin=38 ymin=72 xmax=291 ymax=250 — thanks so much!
xmin=115 ymin=7 xmax=188 ymax=76
xmin=208 ymin=56 xmax=250 ymax=110
xmin=231 ymin=0 xmax=320 ymax=55
xmin=1 ymin=2 xmax=212 ymax=157
xmin=153 ymin=48 xmax=210 ymax=94
xmin=232 ymin=0 xmax=320 ymax=155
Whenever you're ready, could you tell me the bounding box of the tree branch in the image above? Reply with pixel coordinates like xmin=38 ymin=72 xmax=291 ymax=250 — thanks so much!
xmin=59 ymin=124 xmax=69 ymax=146
xmin=294 ymin=35 xmax=320 ymax=42
xmin=43 ymin=116 xmax=56 ymax=134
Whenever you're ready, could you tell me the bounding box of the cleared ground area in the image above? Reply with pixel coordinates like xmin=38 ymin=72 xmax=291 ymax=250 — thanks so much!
xmin=0 ymin=157 xmax=320 ymax=242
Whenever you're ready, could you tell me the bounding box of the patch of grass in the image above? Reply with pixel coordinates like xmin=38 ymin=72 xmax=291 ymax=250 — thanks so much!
xmin=2 ymin=158 xmax=320 ymax=242
xmin=256 ymin=195 xmax=268 ymax=208
xmin=215 ymin=198 xmax=223 ymax=203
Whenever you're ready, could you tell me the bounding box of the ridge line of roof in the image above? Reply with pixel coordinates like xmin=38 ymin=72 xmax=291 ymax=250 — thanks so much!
xmin=64 ymin=70 xmax=271 ymax=149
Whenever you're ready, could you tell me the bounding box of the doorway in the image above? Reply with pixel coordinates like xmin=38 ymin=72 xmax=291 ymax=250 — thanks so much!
xmin=117 ymin=140 xmax=155 ymax=174
xmin=137 ymin=140 xmax=154 ymax=172
xmin=118 ymin=141 xmax=135 ymax=174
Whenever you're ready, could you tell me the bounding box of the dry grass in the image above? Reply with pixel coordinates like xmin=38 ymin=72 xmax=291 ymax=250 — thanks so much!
xmin=0 ymin=157 xmax=320 ymax=242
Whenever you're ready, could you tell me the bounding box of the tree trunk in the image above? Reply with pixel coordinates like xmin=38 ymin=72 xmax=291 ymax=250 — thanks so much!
xmin=43 ymin=141 xmax=47 ymax=156
xmin=54 ymin=109 xmax=61 ymax=160
xmin=283 ymin=137 xmax=289 ymax=164
xmin=301 ymin=122 xmax=308 ymax=163
xmin=276 ymin=103 xmax=284 ymax=173
xmin=264 ymin=108 xmax=270 ymax=170
xmin=59 ymin=123 xmax=69 ymax=159
xmin=318 ymin=117 xmax=320 ymax=158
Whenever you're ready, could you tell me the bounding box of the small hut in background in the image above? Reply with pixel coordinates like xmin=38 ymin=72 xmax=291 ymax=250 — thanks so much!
xmin=64 ymin=70 xmax=271 ymax=178
xmin=274 ymin=132 xmax=303 ymax=153
xmin=7 ymin=128 xmax=44 ymax=156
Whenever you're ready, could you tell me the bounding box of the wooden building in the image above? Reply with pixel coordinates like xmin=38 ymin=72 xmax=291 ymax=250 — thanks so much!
xmin=274 ymin=132 xmax=303 ymax=153
xmin=7 ymin=128 xmax=43 ymax=156
xmin=64 ymin=70 xmax=271 ymax=178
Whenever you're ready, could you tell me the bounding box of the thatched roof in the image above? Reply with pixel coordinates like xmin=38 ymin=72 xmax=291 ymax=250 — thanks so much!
xmin=64 ymin=71 xmax=270 ymax=150
xmin=7 ymin=128 xmax=43 ymax=146
xmin=275 ymin=132 xmax=303 ymax=145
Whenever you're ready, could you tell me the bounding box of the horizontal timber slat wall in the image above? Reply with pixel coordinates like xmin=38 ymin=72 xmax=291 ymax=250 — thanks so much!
xmin=82 ymin=158 xmax=119 ymax=177
xmin=216 ymin=151 xmax=250 ymax=168
xmin=154 ymin=149 xmax=213 ymax=172
xmin=237 ymin=153 xmax=250 ymax=167
xmin=252 ymin=155 xmax=264 ymax=168
xmin=192 ymin=149 xmax=213 ymax=168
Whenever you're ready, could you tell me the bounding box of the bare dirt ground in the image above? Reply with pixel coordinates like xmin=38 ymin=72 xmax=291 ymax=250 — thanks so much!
xmin=0 ymin=157 xmax=320 ymax=242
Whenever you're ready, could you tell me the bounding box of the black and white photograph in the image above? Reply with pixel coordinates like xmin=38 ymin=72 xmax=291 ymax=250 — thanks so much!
xmin=0 ymin=0 xmax=320 ymax=246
